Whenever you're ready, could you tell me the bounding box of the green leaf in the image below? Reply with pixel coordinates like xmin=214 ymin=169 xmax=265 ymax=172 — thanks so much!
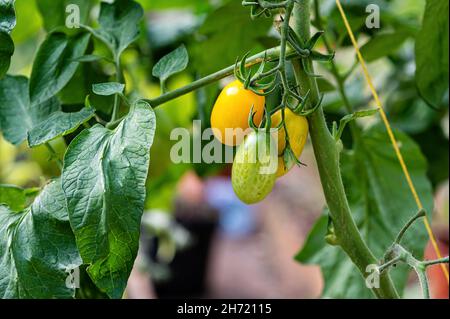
xmin=0 ymin=0 xmax=16 ymax=33
xmin=71 ymin=54 xmax=106 ymax=63
xmin=334 ymin=109 xmax=379 ymax=140
xmin=0 ymin=179 xmax=82 ymax=298
xmin=36 ymin=0 xmax=93 ymax=32
xmin=27 ymin=107 xmax=95 ymax=147
xmin=415 ymin=0 xmax=449 ymax=108
xmin=85 ymin=0 xmax=143 ymax=59
xmin=297 ymin=125 xmax=432 ymax=298
xmin=0 ymin=75 xmax=60 ymax=145
xmin=62 ymin=100 xmax=156 ymax=299
xmin=360 ymin=32 xmax=410 ymax=62
xmin=0 ymin=0 xmax=16 ymax=78
xmin=0 ymin=185 xmax=26 ymax=212
xmin=58 ymin=62 xmax=114 ymax=112
xmin=0 ymin=31 xmax=14 ymax=78
xmin=29 ymin=31 xmax=91 ymax=105
xmin=92 ymin=82 xmax=125 ymax=96
xmin=152 ymin=45 xmax=189 ymax=84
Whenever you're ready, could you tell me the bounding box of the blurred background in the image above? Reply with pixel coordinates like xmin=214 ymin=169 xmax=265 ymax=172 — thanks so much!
xmin=0 ymin=0 xmax=448 ymax=298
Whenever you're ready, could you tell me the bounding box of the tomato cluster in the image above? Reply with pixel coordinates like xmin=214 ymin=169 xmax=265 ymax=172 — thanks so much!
xmin=211 ymin=80 xmax=309 ymax=204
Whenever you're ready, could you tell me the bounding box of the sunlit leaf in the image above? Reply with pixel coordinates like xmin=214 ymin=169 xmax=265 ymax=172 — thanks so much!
xmin=29 ymin=32 xmax=90 ymax=105
xmin=62 ymin=100 xmax=156 ymax=298
xmin=27 ymin=107 xmax=95 ymax=147
xmin=152 ymin=45 xmax=189 ymax=85
xmin=92 ymin=82 xmax=125 ymax=96
xmin=0 ymin=75 xmax=60 ymax=145
xmin=85 ymin=0 xmax=143 ymax=59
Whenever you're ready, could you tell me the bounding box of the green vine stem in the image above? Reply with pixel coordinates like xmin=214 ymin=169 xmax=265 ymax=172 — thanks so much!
xmin=380 ymin=211 xmax=449 ymax=298
xmin=145 ymin=46 xmax=296 ymax=108
xmin=290 ymin=0 xmax=399 ymax=298
xmin=109 ymin=55 xmax=126 ymax=126
xmin=422 ymin=257 xmax=449 ymax=267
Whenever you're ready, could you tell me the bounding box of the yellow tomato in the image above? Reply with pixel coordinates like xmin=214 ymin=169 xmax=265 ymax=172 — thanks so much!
xmin=271 ymin=108 xmax=309 ymax=177
xmin=210 ymin=80 xmax=265 ymax=146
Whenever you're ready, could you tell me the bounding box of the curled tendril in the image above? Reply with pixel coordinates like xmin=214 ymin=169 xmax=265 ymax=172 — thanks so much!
xmin=247 ymin=105 xmax=259 ymax=131
xmin=263 ymin=105 xmax=272 ymax=131
xmin=234 ymin=52 xmax=279 ymax=96
xmin=296 ymin=93 xmax=324 ymax=117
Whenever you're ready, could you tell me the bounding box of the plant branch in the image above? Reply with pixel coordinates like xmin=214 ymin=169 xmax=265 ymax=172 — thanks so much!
xmin=378 ymin=257 xmax=402 ymax=274
xmin=422 ymin=257 xmax=450 ymax=268
xmin=145 ymin=46 xmax=296 ymax=108
xmin=394 ymin=209 xmax=426 ymax=244
xmin=416 ymin=267 xmax=430 ymax=299
xmin=383 ymin=244 xmax=432 ymax=298
xmin=110 ymin=57 xmax=123 ymax=124
xmin=290 ymin=0 xmax=399 ymax=298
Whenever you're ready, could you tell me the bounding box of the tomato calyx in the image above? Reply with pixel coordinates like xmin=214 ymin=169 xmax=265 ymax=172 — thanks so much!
xmin=282 ymin=145 xmax=306 ymax=169
xmin=234 ymin=51 xmax=277 ymax=96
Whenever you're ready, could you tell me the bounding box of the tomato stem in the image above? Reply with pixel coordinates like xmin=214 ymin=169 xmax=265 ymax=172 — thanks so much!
xmin=110 ymin=57 xmax=123 ymax=124
xmin=290 ymin=0 xmax=400 ymax=299
xmin=145 ymin=46 xmax=297 ymax=108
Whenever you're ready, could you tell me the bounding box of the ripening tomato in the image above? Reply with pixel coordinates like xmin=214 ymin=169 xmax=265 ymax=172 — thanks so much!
xmin=231 ymin=131 xmax=278 ymax=204
xmin=271 ymin=108 xmax=309 ymax=177
xmin=211 ymin=80 xmax=265 ymax=146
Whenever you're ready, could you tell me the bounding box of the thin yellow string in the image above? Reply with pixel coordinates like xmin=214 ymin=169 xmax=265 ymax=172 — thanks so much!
xmin=335 ymin=0 xmax=449 ymax=283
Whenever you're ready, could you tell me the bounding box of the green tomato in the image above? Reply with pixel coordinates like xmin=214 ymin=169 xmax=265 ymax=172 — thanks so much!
xmin=231 ymin=131 xmax=278 ymax=204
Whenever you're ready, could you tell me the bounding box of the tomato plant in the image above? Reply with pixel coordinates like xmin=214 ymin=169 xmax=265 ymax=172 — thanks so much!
xmin=0 ymin=0 xmax=448 ymax=299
